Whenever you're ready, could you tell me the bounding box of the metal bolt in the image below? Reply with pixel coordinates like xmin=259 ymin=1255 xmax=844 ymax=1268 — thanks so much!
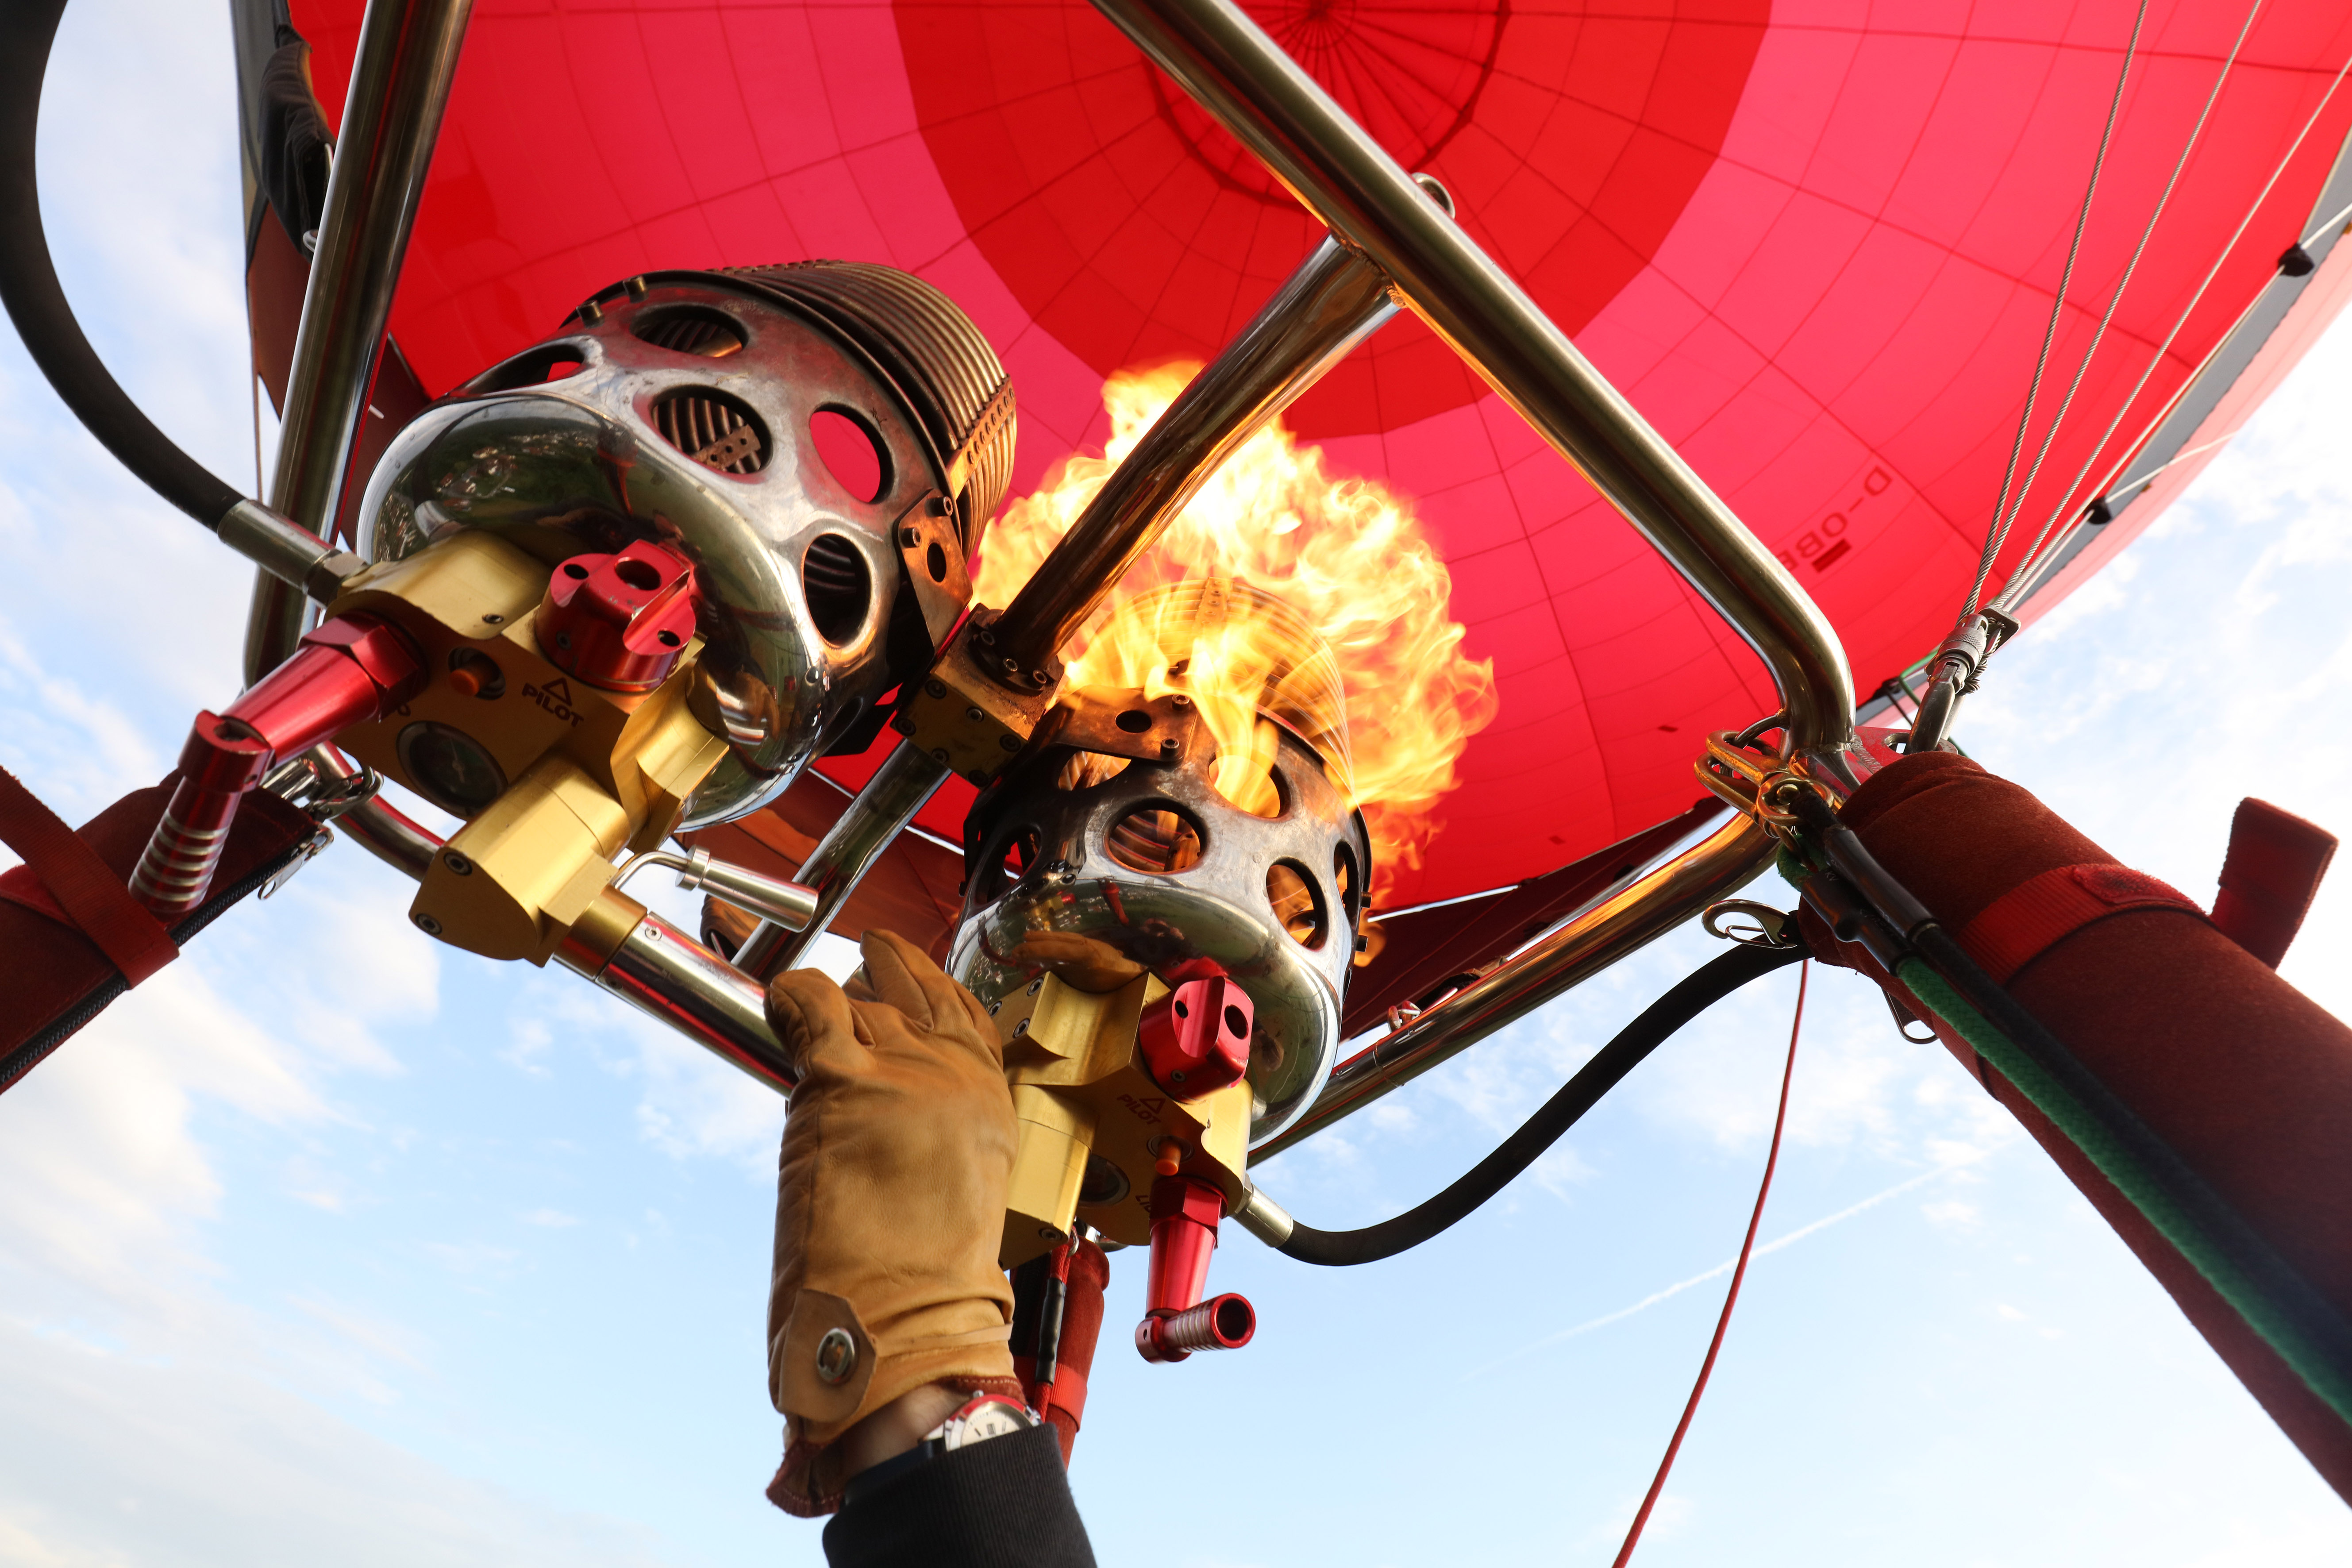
xmin=1001 ymin=658 xmax=1020 ymax=678
xmin=1037 ymin=1226 xmax=1063 ymax=1244
xmin=966 ymin=705 xmax=984 ymax=722
xmin=999 ymin=735 xmax=1020 ymax=751
xmin=481 ymin=613 xmax=505 ymax=625
xmin=624 ymin=275 xmax=648 ymax=299
xmin=1160 ymin=738 xmax=1178 ymax=755
xmin=579 ymin=299 xmax=603 ymax=325
xmin=929 ymin=494 xmax=951 ymax=516
xmin=1027 ymin=977 xmax=1043 ymax=996
xmin=900 ymin=527 xmax=920 ymax=547
xmin=1012 ymin=1017 xmax=1030 ymax=1037
xmin=814 ymin=1327 xmax=858 ymax=1386
xmin=443 ymin=850 xmax=473 ymax=876
xmin=1170 ymin=694 xmax=1192 ymax=709
xmin=555 ymin=631 xmax=572 ymax=649
xmin=931 ymin=748 xmax=950 ymax=763
xmin=412 ymin=912 xmax=443 ymax=936
xmin=925 ymin=678 xmax=947 ymax=699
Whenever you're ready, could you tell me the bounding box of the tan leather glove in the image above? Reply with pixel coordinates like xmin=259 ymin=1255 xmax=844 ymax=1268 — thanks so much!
xmin=762 ymin=930 xmax=1023 ymax=1516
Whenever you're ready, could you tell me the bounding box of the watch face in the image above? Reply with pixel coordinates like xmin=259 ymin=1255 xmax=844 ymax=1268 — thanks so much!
xmin=943 ymin=1398 xmax=1034 ymax=1449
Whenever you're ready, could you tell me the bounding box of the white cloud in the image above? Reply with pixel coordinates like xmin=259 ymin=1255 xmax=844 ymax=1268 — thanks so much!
xmin=0 ymin=1321 xmax=677 ymax=1568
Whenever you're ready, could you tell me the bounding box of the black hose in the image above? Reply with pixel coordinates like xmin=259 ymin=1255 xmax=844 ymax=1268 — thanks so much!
xmin=0 ymin=0 xmax=247 ymax=529
xmin=1278 ymin=937 xmax=1810 ymax=1266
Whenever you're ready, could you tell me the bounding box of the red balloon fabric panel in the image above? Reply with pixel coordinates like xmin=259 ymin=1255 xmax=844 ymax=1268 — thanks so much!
xmin=291 ymin=0 xmax=2352 ymax=908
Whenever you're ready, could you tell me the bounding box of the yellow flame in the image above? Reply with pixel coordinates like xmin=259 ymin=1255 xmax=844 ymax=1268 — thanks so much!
xmin=975 ymin=363 xmax=1498 ymax=902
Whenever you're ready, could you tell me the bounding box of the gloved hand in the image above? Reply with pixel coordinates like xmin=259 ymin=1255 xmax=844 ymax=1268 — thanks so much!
xmin=762 ymin=930 xmax=1024 ymax=1516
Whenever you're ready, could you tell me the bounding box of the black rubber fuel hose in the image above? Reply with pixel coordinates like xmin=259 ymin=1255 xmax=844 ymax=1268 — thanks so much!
xmin=1 ymin=0 xmax=248 ymax=529
xmin=1278 ymin=936 xmax=1810 ymax=1266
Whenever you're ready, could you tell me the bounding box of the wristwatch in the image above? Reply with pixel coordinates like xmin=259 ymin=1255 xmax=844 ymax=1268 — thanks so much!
xmin=842 ymin=1395 xmax=1040 ymax=1505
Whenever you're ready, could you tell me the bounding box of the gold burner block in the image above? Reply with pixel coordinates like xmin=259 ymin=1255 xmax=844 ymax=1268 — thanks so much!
xmin=327 ymin=532 xmax=728 ymax=964
xmin=989 ymin=971 xmax=1251 ymax=1271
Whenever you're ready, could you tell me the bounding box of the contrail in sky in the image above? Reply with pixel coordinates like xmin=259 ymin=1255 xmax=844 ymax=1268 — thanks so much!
xmin=1460 ymin=1162 xmax=1970 ymax=1382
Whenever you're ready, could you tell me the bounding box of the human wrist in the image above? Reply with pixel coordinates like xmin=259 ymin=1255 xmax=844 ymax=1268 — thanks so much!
xmin=839 ymin=1381 xmax=967 ymax=1478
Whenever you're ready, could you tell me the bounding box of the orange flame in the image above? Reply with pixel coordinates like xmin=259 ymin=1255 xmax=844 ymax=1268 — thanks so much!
xmin=974 ymin=363 xmax=1498 ymax=902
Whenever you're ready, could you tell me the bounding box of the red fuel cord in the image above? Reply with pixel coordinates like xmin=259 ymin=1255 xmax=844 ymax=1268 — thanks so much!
xmin=1611 ymin=958 xmax=1807 ymax=1568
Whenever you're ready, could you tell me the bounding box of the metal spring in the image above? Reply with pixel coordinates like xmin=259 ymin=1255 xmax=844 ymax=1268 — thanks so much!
xmin=128 ymin=802 xmax=231 ymax=915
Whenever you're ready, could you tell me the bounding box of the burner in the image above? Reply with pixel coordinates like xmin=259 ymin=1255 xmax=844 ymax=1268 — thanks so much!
xmin=352 ymin=262 xmax=1014 ymax=828
xmin=950 ymin=583 xmax=1370 ymax=1145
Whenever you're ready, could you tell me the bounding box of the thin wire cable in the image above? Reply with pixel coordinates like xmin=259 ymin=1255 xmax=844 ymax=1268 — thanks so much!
xmin=1967 ymin=0 xmax=2152 ymax=618
xmin=1987 ymin=0 xmax=2263 ymax=603
xmin=1998 ymin=420 xmax=2244 ymax=611
xmin=1990 ymin=283 xmax=2268 ymax=606
xmin=1993 ymin=38 xmax=2352 ymax=616
xmin=2300 ymin=193 xmax=2352 ymax=248
xmin=1609 ymin=960 xmax=1808 ymax=1568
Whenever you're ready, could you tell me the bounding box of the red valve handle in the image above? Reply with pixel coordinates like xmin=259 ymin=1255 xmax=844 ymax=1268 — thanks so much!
xmin=130 ymin=614 xmax=424 ymax=916
xmin=1135 ymin=1174 xmax=1255 ymax=1364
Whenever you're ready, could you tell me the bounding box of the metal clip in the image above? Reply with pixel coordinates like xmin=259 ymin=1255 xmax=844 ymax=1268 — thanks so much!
xmin=261 ymin=749 xmax=384 ymax=824
xmin=258 ymin=829 xmax=334 ymax=901
xmin=1701 ymin=899 xmax=1801 ymax=949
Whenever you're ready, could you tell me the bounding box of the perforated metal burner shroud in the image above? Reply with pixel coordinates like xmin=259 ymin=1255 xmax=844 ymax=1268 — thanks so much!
xmin=353 ymin=262 xmax=1014 ymax=829
xmin=947 ymin=588 xmax=1372 ymax=1148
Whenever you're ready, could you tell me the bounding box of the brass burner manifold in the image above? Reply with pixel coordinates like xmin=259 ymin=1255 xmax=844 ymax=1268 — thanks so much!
xmin=989 ymin=971 xmax=1252 ymax=1271
xmin=327 ymin=532 xmax=729 ymax=963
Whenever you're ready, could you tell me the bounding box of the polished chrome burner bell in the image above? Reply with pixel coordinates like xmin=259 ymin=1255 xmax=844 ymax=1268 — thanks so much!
xmin=948 ymin=583 xmax=1370 ymax=1145
xmin=354 ymin=262 xmax=1015 ymax=828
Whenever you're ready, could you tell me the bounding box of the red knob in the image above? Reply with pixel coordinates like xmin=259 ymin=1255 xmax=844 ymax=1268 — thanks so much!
xmin=1138 ymin=976 xmax=1251 ymax=1100
xmin=533 ymin=539 xmax=699 ymax=692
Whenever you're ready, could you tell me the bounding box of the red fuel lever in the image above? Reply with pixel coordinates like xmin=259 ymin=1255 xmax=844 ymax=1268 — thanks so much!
xmin=1135 ymin=1174 xmax=1256 ymax=1364
xmin=129 ymin=615 xmax=425 ymax=917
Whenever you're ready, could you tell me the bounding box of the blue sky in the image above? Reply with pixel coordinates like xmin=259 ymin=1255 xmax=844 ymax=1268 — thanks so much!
xmin=1 ymin=2 xmax=2348 ymax=1564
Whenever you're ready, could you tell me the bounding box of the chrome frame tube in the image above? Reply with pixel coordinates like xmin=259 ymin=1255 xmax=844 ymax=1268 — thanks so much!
xmin=243 ymin=0 xmax=475 ymax=685
xmin=1251 ymin=815 xmax=1776 ymax=1163
xmin=745 ymin=224 xmax=1413 ymax=976
xmin=994 ymin=228 xmax=1406 ymax=674
xmin=570 ymin=913 xmax=798 ymax=1096
xmin=1089 ymin=0 xmax=1854 ymax=759
xmin=1082 ymin=0 xmax=1852 ymax=1156
xmin=732 ymin=739 xmax=948 ymax=979
xmin=303 ymin=745 xmax=441 ymax=880
xmin=302 ymin=746 xmax=794 ymax=1084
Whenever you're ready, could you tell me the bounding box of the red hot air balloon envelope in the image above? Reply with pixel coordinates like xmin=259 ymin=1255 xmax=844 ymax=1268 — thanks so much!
xmin=285 ymin=0 xmax=2352 ymax=913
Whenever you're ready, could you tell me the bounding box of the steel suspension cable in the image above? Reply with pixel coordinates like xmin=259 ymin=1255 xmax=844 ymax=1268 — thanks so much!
xmin=1993 ymin=34 xmax=2352 ymax=615
xmin=1966 ymin=0 xmax=2152 ymax=618
xmin=1610 ymin=960 xmax=1808 ymax=1568
xmin=2298 ymin=192 xmax=2352 ymax=249
xmin=1985 ymin=0 xmax=2263 ymax=602
xmin=1988 ymin=285 xmax=2268 ymax=609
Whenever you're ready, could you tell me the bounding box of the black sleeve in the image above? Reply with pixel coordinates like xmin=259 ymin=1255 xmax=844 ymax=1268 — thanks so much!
xmin=823 ymin=1425 xmax=1096 ymax=1568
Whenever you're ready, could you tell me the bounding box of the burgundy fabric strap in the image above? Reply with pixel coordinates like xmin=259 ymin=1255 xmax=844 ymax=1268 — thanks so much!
xmin=1957 ymin=862 xmax=2202 ymax=986
xmin=2210 ymin=797 xmax=2336 ymax=970
xmin=0 ymin=767 xmax=178 ymax=985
